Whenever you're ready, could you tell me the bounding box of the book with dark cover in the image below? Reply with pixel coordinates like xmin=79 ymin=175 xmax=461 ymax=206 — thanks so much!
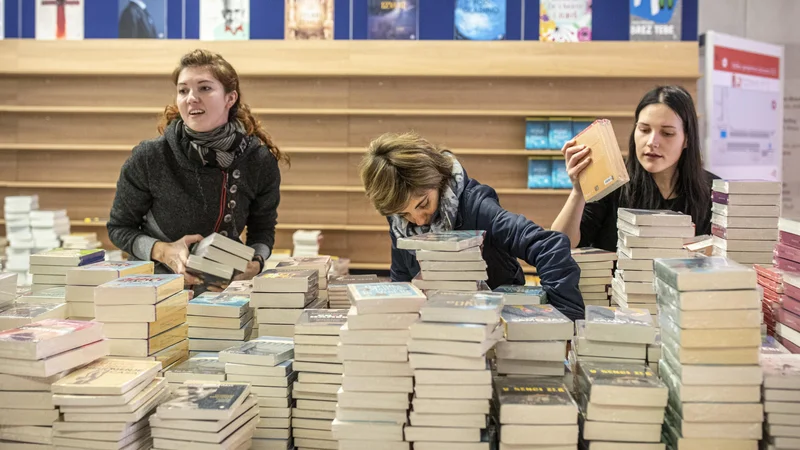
xmin=496 ymin=376 xmax=574 ymax=406
xmin=368 ymin=0 xmax=418 ymax=39
xmin=397 ymin=230 xmax=485 ymax=251
xmin=501 ymin=304 xmax=570 ymax=325
xmin=578 ymin=361 xmax=662 ymax=389
xmin=585 ymin=305 xmax=653 ymax=328
xmin=296 ymin=309 xmax=348 ymax=333
xmin=157 ymin=381 xmax=250 ymax=420
xmin=654 ymin=256 xmax=756 ymax=291
xmin=454 ymin=0 xmax=506 ymax=41
xmin=169 ymin=354 xmax=226 ymax=377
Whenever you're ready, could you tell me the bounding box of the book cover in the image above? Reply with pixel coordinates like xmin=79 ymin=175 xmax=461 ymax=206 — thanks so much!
xmin=168 ymin=354 xmax=226 ymax=377
xmin=574 ymin=119 xmax=630 ymax=202
xmin=285 ymin=0 xmax=334 ymax=40
xmin=36 ymin=0 xmax=84 ymax=40
xmin=349 ymin=282 xmax=425 ymax=301
xmin=653 ymin=256 xmax=757 ymax=291
xmin=20 ymin=286 xmax=67 ymax=302
xmin=51 ymin=358 xmax=161 ymax=395
xmin=98 ymin=274 xmax=183 ymax=290
xmin=525 ymin=118 xmax=550 ymax=150
xmin=585 ymin=305 xmax=653 ymax=327
xmin=30 ymin=248 xmax=104 ymax=266
xmin=199 ymin=0 xmax=249 ymax=41
xmin=189 ymin=292 xmax=249 ymax=309
xmin=67 ymin=260 xmax=154 ymax=285
xmin=539 ymin=0 xmax=591 ymax=42
xmin=496 ymin=377 xmax=574 ymax=406
xmin=630 ymin=0 xmax=681 ymax=41
xmin=547 ymin=118 xmax=573 ymax=150
xmin=493 ymin=285 xmax=545 ymax=297
xmin=0 ymin=302 xmax=66 ymax=322
xmin=118 ymin=0 xmax=167 ymax=39
xmin=157 ymin=382 xmax=249 ymax=419
xmin=296 ymin=309 xmax=348 ymax=329
xmin=454 ymin=0 xmax=506 ymax=41
xmin=368 ymin=0 xmax=418 ymax=40
xmin=397 ymin=230 xmax=485 ymax=251
xmin=527 ymin=157 xmax=553 ymax=189
xmin=0 ymin=319 xmax=103 ymax=360
xmin=551 ymin=158 xmax=572 ymax=189
xmin=579 ymin=361 xmax=663 ymax=387
xmin=219 ymin=337 xmax=294 ymax=363
xmin=501 ymin=304 xmax=570 ymax=325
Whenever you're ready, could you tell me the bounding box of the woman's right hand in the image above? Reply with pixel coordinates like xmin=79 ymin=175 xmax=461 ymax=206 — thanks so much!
xmin=151 ymin=235 xmax=204 ymax=286
xmin=561 ymin=139 xmax=592 ymax=194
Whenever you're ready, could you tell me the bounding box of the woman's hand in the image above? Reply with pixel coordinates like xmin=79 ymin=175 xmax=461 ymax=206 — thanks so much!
xmin=233 ymin=260 xmax=261 ymax=282
xmin=561 ymin=138 xmax=592 ymax=194
xmin=151 ymin=234 xmax=204 ymax=286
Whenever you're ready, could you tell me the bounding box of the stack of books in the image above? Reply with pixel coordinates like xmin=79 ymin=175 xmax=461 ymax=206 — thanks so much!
xmin=613 ymin=208 xmax=693 ymax=327
xmin=773 ymin=218 xmax=800 ymax=353
xmin=399 ymin=231 xmax=488 ymax=292
xmin=498 ymin=304 xmax=572 ymax=377
xmin=711 ymin=180 xmax=781 ymax=265
xmin=404 ymin=290 xmax=502 ymax=447
xmin=0 ymin=301 xmax=68 ymax=331
xmin=220 ymin=337 xmax=295 ymax=450
xmin=577 ymin=361 xmax=668 ymax=447
xmin=187 ymin=291 xmax=254 ymax=354
xmin=332 ymin=282 xmax=426 ymax=449
xmin=252 ymin=268 xmax=322 ymax=338
xmin=292 ymin=309 xmax=348 ymax=450
xmin=571 ymin=248 xmax=617 ymax=307
xmin=94 ymin=274 xmax=189 ymax=371
xmin=29 ymin=248 xmax=105 ymax=293
xmin=224 ymin=279 xmax=257 ymax=335
xmin=149 ymin=381 xmax=259 ymax=449
xmin=65 ymin=260 xmax=154 ymax=320
xmin=0 ymin=320 xmax=108 ymax=447
xmin=495 ymin=377 xmax=578 ymax=449
xmin=30 ymin=210 xmax=69 ymax=250
xmin=492 ymin=284 xmax=546 ymax=305
xmin=188 ymin=233 xmax=255 ymax=288
xmin=276 ymin=256 xmax=333 ymax=305
xmin=761 ymin=353 xmax=800 ymax=449
xmin=292 ymin=230 xmax=323 ymax=257
xmin=50 ymin=358 xmax=166 ymax=449
xmin=4 ymin=195 xmax=39 ymax=284
xmin=655 ymin=257 xmax=764 ymax=448
xmin=164 ymin=352 xmax=226 ymax=390
xmin=330 ymin=256 xmax=350 ymax=278
xmin=61 ymin=232 xmax=103 ymax=250
xmin=16 ymin=285 xmax=66 ymax=305
xmin=573 ymin=305 xmax=655 ymax=370
xmin=328 ymin=274 xmax=380 ymax=309
xmin=755 ymin=264 xmax=785 ymax=340
xmin=0 ymin=272 xmax=18 ymax=308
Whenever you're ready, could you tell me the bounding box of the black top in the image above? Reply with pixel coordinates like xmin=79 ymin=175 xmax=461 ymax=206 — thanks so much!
xmin=577 ymin=170 xmax=718 ymax=252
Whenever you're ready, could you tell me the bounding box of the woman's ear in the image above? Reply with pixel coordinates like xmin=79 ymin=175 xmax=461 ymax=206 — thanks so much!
xmin=227 ymin=91 xmax=239 ymax=108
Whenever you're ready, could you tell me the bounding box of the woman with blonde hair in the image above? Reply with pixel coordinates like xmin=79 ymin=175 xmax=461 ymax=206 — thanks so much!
xmin=359 ymin=132 xmax=584 ymax=321
xmin=108 ymin=49 xmax=287 ymax=288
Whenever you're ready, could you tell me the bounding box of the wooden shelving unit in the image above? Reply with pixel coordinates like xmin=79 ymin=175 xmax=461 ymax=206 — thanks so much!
xmin=0 ymin=40 xmax=699 ymax=268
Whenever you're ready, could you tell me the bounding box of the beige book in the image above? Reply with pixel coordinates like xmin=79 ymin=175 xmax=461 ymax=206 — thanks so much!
xmin=409 ymin=412 xmax=486 ymax=428
xmin=95 ymin=290 xmax=188 ymax=322
xmin=254 ymin=428 xmax=290 ymax=439
xmin=293 ymin=361 xmax=342 ymax=375
xmin=575 ymin=119 xmax=629 ymax=202
xmin=292 ymin=428 xmax=334 ymax=440
xmin=675 ymin=401 xmax=763 ymax=423
xmin=574 ymin=320 xmax=647 ymax=359
xmin=660 ymin=332 xmax=758 ymax=365
xmin=65 ymin=285 xmax=95 ymax=303
xmin=582 ymin=421 xmax=661 ymax=443
xmin=414 ymin=384 xmax=493 ymax=400
xmin=500 ymin=424 xmax=579 ymax=445
xmin=2 ymin=339 xmax=110 ymax=378
xmin=295 ymin=343 xmax=338 ymax=356
xmin=0 ymin=408 xmax=59 ymax=426
xmin=659 ymin=360 xmax=760 ymax=403
xmin=294 ymin=334 xmax=339 ymax=346
xmin=226 ymin=373 xmax=294 ymax=388
xmin=255 ymin=323 xmax=294 ymax=337
xmin=336 ymin=388 xmax=410 ymax=410
xmin=0 ymin=391 xmax=54 ymax=410
xmin=403 ymin=426 xmax=481 ymax=443
xmin=341 ymin=360 xmax=410 ymax=377
xmin=332 ymin=419 xmax=404 ymax=442
xmin=293 ymin=417 xmax=333 ymax=431
xmin=496 ymin=359 xmax=564 ymax=377
xmin=56 ymin=377 xmax=167 ymax=414
xmin=108 ymin=323 xmax=188 ymax=357
xmin=413 ymin=369 xmax=491 ymax=386
xmin=297 ymin=399 xmax=337 ymax=412
xmin=334 ymin=407 xmax=407 ymax=424
xmin=188 ymin=309 xmax=253 ymax=329
xmin=102 ymin=307 xmax=187 ymax=339
xmin=295 ymin=438 xmax=337 ymax=450
xmin=662 ymin=345 xmax=762 ymax=386
xmin=292 ymin=408 xmax=334 ymax=420
xmin=52 ymin=357 xmax=161 ymax=395
xmin=293 ymin=382 xmax=339 ymax=395
xmin=411 ymin=397 xmax=490 ymax=415
xmin=341 ymin=375 xmax=412 ymax=393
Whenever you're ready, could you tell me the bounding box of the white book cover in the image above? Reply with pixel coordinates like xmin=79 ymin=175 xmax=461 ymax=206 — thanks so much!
xmin=199 ymin=0 xmax=249 ymax=41
xmin=52 ymin=358 xmax=161 ymax=395
xmin=36 ymin=0 xmax=84 ymax=40
xmin=397 ymin=230 xmax=484 ymax=252
xmin=0 ymin=0 xmax=4 ymax=40
xmin=218 ymin=336 xmax=294 ymax=367
xmin=157 ymin=381 xmax=250 ymax=420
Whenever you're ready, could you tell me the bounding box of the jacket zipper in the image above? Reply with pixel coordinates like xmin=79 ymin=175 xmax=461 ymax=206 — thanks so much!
xmin=213 ymin=171 xmax=228 ymax=232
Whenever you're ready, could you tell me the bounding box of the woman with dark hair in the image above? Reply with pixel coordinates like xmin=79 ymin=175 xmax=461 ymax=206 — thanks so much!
xmin=551 ymin=85 xmax=716 ymax=251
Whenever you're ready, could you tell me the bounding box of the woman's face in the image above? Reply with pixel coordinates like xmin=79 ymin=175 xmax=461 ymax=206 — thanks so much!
xmin=634 ymin=103 xmax=686 ymax=175
xmin=400 ymin=189 xmax=439 ymax=226
xmin=177 ymin=66 xmax=237 ymax=132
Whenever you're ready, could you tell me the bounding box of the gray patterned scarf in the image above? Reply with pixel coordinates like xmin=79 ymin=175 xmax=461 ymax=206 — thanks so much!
xmin=181 ymin=119 xmax=248 ymax=169
xmin=389 ymin=152 xmax=466 ymax=239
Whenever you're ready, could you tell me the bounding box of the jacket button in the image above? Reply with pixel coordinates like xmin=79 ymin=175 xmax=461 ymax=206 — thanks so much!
xmin=230 ymin=185 xmax=238 ymax=194
xmin=228 ymin=200 xmax=237 ymax=209
xmin=219 ymin=230 xmax=228 ymax=237
xmin=232 ymin=169 xmax=241 ymax=179
xmin=224 ymin=214 xmax=232 ymax=223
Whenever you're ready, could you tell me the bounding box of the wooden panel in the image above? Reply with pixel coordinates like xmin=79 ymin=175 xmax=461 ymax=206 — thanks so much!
xmin=280 ymin=153 xmax=349 ymax=186
xmin=16 ymin=151 xmax=127 ymax=183
xmin=495 ymin=194 xmax=570 ymax=229
xmin=347 ymin=192 xmax=387 ymax=226
xmin=458 ymin=154 xmax=529 ymax=189
xmin=346 ymin=232 xmax=392 ymax=264
xmin=0 ymin=151 xmax=18 ymax=181
xmin=241 ymin=77 xmax=349 ymax=109
xmin=349 ymin=116 xmax=523 ymax=149
xmin=0 ymin=188 xmax=114 ymax=220
xmin=277 ymin=191 xmax=348 ymax=225
xmin=275 ymin=230 xmax=351 ymax=256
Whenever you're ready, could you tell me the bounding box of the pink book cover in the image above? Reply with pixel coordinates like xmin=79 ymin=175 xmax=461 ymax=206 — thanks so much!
xmin=779 ymin=231 xmax=800 ymax=249
xmin=762 ymin=285 xmax=780 ymax=302
xmin=781 ymin=294 xmax=800 ymax=317
xmin=779 ymin=335 xmax=800 ymax=354
xmin=774 ymin=257 xmax=800 ymax=275
xmin=755 ymin=264 xmax=784 ymax=284
xmin=0 ymin=319 xmax=97 ymax=344
xmin=778 ymin=308 xmax=800 ymax=334
xmin=775 ymin=243 xmax=800 ymax=265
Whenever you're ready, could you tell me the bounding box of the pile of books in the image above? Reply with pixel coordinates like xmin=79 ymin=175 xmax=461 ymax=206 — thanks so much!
xmin=65 ymin=260 xmax=154 ymax=320
xmin=51 ymin=358 xmax=166 ymax=449
xmin=774 ymin=218 xmax=800 ymax=353
xmin=572 ymin=248 xmax=617 ymax=307
xmin=498 ymin=304 xmax=572 ymax=377
xmin=755 ymin=263 xmax=785 ymax=340
xmin=492 ymin=284 xmax=546 ymax=305
xmin=761 ymin=353 xmax=800 ymax=449
xmin=187 ymin=291 xmax=254 ymax=354
xmin=0 ymin=319 xmax=108 ymax=448
xmin=292 ymin=230 xmax=322 ymax=257
xmin=30 ymin=210 xmax=69 ymax=250
xmin=572 ymin=305 xmax=655 ymax=369
xmin=252 ymin=268 xmax=322 ymax=338
xmin=332 ymin=282 xmax=426 ymax=449
xmin=149 ymin=381 xmax=259 ymax=449
xmin=328 ymin=274 xmax=380 ymax=309
xmin=0 ymin=301 xmax=67 ymax=331
xmin=655 ymin=257 xmax=764 ymax=448
xmin=188 ymin=232 xmax=256 ymax=288
xmin=220 ymin=337 xmax=296 ymax=450
xmin=613 ymin=208 xmax=693 ymax=327
xmin=276 ymin=256 xmax=333 ymax=306
xmin=292 ymin=309 xmax=348 ymax=450
xmin=94 ymin=274 xmax=189 ymax=371
xmin=495 ymin=377 xmax=577 ymax=448
xmin=29 ymin=248 xmax=105 ymax=293
xmin=400 ymin=231 xmax=489 ymax=292
xmin=224 ymin=279 xmax=257 ymax=335
xmin=711 ymin=180 xmax=781 ymax=265
xmin=404 ymin=290 xmax=502 ymax=447
xmin=0 ymin=272 xmax=17 ymax=308
xmin=164 ymin=352 xmax=226 ymax=390
xmin=61 ymin=232 xmax=103 ymax=250
xmin=577 ymin=361 xmax=668 ymax=447
xmin=4 ymin=195 xmax=39 ymax=283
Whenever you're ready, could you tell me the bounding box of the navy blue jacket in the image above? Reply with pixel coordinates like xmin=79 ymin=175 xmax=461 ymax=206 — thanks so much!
xmin=389 ymin=175 xmax=585 ymax=321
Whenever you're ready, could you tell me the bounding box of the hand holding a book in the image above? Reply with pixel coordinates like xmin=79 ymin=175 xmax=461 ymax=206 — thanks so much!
xmin=151 ymin=234 xmax=204 ymax=286
xmin=561 ymin=139 xmax=592 ymax=194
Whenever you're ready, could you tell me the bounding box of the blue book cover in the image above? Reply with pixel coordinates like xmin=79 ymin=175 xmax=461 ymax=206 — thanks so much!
xmin=551 ymin=158 xmax=572 ymax=189
xmin=527 ymin=157 xmax=552 ymax=189
xmin=572 ymin=117 xmax=595 ymax=136
xmin=454 ymin=0 xmax=506 ymax=41
xmin=548 ymin=118 xmax=573 ymax=150
xmin=525 ymin=118 xmax=550 ymax=150
xmin=493 ymin=285 xmax=545 ymax=297
xmin=368 ymin=0 xmax=418 ymax=40
xmin=351 ymin=282 xmax=424 ymax=299
xmin=189 ymin=293 xmax=250 ymax=308
xmin=630 ymin=0 xmax=681 ymax=41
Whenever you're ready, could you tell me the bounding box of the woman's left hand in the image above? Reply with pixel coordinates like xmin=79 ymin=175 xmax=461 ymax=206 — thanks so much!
xmin=233 ymin=260 xmax=261 ymax=282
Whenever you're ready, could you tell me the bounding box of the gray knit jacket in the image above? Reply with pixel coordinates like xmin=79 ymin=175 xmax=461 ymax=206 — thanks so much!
xmin=107 ymin=120 xmax=280 ymax=271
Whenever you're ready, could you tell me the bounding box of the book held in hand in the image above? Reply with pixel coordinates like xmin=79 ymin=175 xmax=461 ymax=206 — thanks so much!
xmin=574 ymin=119 xmax=629 ymax=202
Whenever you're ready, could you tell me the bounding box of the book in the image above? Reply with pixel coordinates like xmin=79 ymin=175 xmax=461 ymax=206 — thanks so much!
xmin=253 ymin=269 xmax=318 ymax=293
xmin=495 ymin=377 xmax=578 ymax=425
xmin=573 ymin=119 xmax=629 ymax=202
xmin=421 ymin=291 xmax=503 ymax=324
xmin=66 ymin=260 xmax=154 ymax=286
xmin=156 ymin=381 xmax=250 ymax=420
xmin=285 ymin=0 xmax=334 ymax=40
xmin=527 ymin=157 xmax=553 ymax=189
xmin=0 ymin=302 xmax=68 ymax=330
xmin=548 ymin=117 xmax=573 ymax=150
xmin=118 ymin=0 xmax=167 ymax=39
xmin=29 ymin=248 xmax=104 ymax=266
xmin=192 ymin=232 xmax=255 ymax=262
xmin=397 ymin=230 xmax=485 ymax=251
xmin=0 ymin=319 xmax=104 ymax=361
xmin=295 ymin=309 xmax=349 ymax=335
xmin=493 ymin=285 xmax=547 ymax=305
xmin=578 ymin=361 xmax=668 ymax=407
xmin=199 ymin=0 xmax=249 ymax=40
xmin=36 ymin=0 xmax=84 ymax=40
xmin=630 ymin=0 xmax=681 ymax=41
xmin=584 ymin=305 xmax=656 ymax=344
xmin=617 ymin=208 xmax=692 ymax=227
xmin=551 ymin=158 xmax=573 ymax=189
xmin=367 ymin=0 xmax=418 ymax=39
xmin=501 ymin=305 xmax=573 ymax=341
xmin=187 ymin=292 xmax=250 ymax=318
xmin=712 ymin=179 xmax=782 ymax=195
xmin=219 ymin=337 xmax=294 ymax=367
xmin=186 ymin=254 xmax=234 ymax=287
xmin=454 ymin=0 xmax=506 ymax=40
xmin=525 ymin=118 xmax=550 ymax=150
xmin=348 ymin=282 xmax=426 ymax=314
xmin=94 ymin=274 xmax=184 ymax=305
xmin=653 ymin=256 xmax=757 ymax=291
xmin=540 ymin=0 xmax=592 ymax=42
xmin=52 ymin=358 xmax=161 ymax=395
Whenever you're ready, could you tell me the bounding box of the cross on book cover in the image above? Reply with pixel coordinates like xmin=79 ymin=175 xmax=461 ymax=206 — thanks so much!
xmin=36 ymin=0 xmax=84 ymax=40
xmin=118 ymin=0 xmax=167 ymax=39
xmin=200 ymin=0 xmax=250 ymax=40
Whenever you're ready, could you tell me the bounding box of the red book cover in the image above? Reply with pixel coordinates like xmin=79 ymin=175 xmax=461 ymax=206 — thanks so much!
xmin=780 ymin=230 xmax=800 ymax=249
xmin=775 ymin=243 xmax=800 ymax=264
xmin=759 ymin=278 xmax=784 ymax=295
xmin=778 ymin=308 xmax=800 ymax=334
xmin=782 ymin=295 xmax=800 ymax=317
xmin=785 ymin=283 xmax=800 ymax=302
xmin=762 ymin=286 xmax=780 ymax=303
xmin=775 ymin=257 xmax=800 ymax=274
xmin=779 ymin=336 xmax=800 ymax=354
xmin=755 ymin=264 xmax=784 ymax=284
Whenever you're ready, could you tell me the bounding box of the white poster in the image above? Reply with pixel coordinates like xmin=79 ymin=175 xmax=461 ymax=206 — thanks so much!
xmin=781 ymin=45 xmax=800 ymax=220
xmin=0 ymin=0 xmax=4 ymax=40
xmin=200 ymin=0 xmax=249 ymax=41
xmin=701 ymin=31 xmax=784 ymax=182
xmin=36 ymin=0 xmax=84 ymax=40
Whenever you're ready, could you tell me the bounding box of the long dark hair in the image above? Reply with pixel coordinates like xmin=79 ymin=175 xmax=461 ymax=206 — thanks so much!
xmin=620 ymin=85 xmax=710 ymax=229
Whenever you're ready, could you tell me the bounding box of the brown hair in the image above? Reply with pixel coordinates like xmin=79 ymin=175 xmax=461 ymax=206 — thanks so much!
xmin=158 ymin=49 xmax=289 ymax=165
xmin=359 ymin=132 xmax=453 ymax=216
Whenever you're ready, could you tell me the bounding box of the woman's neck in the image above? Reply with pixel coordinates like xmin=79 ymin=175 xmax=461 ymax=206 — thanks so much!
xmin=652 ymin=166 xmax=678 ymax=200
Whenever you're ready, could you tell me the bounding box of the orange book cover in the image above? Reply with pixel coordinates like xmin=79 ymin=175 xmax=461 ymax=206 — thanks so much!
xmin=574 ymin=119 xmax=629 ymax=202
